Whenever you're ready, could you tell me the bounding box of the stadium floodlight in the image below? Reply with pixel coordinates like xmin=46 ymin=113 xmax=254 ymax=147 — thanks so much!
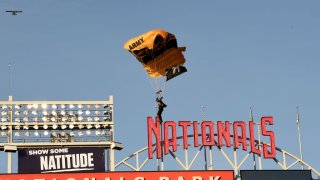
xmin=27 ymin=104 xmax=32 ymax=109
xmin=15 ymin=118 xmax=20 ymax=122
xmin=51 ymin=110 xmax=57 ymax=116
xmin=23 ymin=125 xmax=28 ymax=130
xmin=14 ymin=125 xmax=20 ymax=130
xmin=33 ymin=117 xmax=39 ymax=122
xmin=32 ymin=110 xmax=37 ymax=115
xmin=95 ymin=124 xmax=101 ymax=129
xmin=86 ymin=130 xmax=91 ymax=135
xmin=14 ymin=105 xmax=21 ymax=109
xmin=14 ymin=132 xmax=20 ymax=137
xmin=71 ymin=117 xmax=75 ymax=122
xmin=87 ymin=124 xmax=92 ymax=129
xmin=1 ymin=131 xmax=7 ymax=136
xmin=33 ymin=104 xmax=39 ymax=109
xmin=95 ymin=130 xmax=101 ymax=135
xmin=61 ymin=110 xmax=66 ymax=115
xmin=69 ymin=111 xmax=74 ymax=115
xmin=42 ymin=117 xmax=48 ymax=122
xmin=94 ymin=117 xmax=100 ymax=121
xmin=60 ymin=132 xmax=66 ymax=137
xmin=41 ymin=104 xmax=47 ymax=109
xmin=70 ymin=131 xmax=75 ymax=136
xmin=43 ymin=110 xmax=48 ymax=115
xmin=51 ymin=132 xmax=57 ymax=137
xmin=78 ymin=104 xmax=83 ymax=108
xmin=62 ymin=117 xmax=67 ymax=122
xmin=24 ymin=132 xmax=29 ymax=137
xmin=78 ymin=131 xmax=83 ymax=136
xmin=78 ymin=116 xmax=83 ymax=121
xmin=78 ymin=124 xmax=84 ymax=129
xmin=34 ymin=131 xmax=39 ymax=136
xmin=43 ymin=124 xmax=48 ymax=129
xmin=33 ymin=125 xmax=38 ymax=130
xmin=1 ymin=111 xmax=7 ymax=116
xmin=52 ymin=104 xmax=57 ymax=109
xmin=95 ymin=110 xmax=99 ymax=115
xmin=61 ymin=125 xmax=67 ymax=129
xmin=14 ymin=111 xmax=19 ymax=116
xmin=44 ymin=131 xmax=49 ymax=136
xmin=95 ymin=105 xmax=100 ymax=109
xmin=78 ymin=110 xmax=83 ymax=115
xmin=87 ymin=117 xmax=92 ymax=121
xmin=69 ymin=124 xmax=74 ymax=129
xmin=52 ymin=124 xmax=58 ymax=129
xmin=23 ymin=117 xmax=28 ymax=122
xmin=1 ymin=125 xmax=7 ymax=130
xmin=69 ymin=104 xmax=75 ymax=109
xmin=85 ymin=110 xmax=90 ymax=115
xmin=23 ymin=110 xmax=28 ymax=115
xmin=1 ymin=117 xmax=6 ymax=122
xmin=51 ymin=117 xmax=56 ymax=122
xmin=61 ymin=104 xmax=66 ymax=109
xmin=101 ymin=130 xmax=106 ymax=135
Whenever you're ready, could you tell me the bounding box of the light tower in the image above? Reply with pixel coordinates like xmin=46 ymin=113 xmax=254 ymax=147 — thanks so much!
xmin=0 ymin=95 xmax=122 ymax=173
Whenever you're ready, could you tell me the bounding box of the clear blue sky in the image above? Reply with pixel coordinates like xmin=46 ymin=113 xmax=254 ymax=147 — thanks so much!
xmin=1 ymin=0 xmax=320 ymax=173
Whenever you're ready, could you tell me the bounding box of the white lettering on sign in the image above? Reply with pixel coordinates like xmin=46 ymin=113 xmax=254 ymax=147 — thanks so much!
xmin=40 ymin=153 xmax=95 ymax=171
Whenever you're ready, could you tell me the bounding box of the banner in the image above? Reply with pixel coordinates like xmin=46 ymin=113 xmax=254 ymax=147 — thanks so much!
xmin=18 ymin=147 xmax=105 ymax=173
xmin=240 ymin=170 xmax=312 ymax=180
xmin=0 ymin=171 xmax=234 ymax=180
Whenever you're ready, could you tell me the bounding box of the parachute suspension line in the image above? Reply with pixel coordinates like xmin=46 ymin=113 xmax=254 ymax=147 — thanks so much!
xmin=151 ymin=48 xmax=161 ymax=94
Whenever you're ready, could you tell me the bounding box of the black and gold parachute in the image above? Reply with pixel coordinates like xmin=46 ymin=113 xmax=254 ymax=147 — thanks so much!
xmin=124 ymin=30 xmax=187 ymax=81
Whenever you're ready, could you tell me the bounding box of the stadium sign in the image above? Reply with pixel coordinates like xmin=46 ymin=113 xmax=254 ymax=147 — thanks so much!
xmin=148 ymin=116 xmax=276 ymax=159
xmin=0 ymin=171 xmax=234 ymax=180
xmin=18 ymin=147 xmax=105 ymax=173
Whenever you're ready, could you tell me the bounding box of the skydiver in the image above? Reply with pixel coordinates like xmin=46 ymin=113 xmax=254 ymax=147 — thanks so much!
xmin=156 ymin=96 xmax=167 ymax=124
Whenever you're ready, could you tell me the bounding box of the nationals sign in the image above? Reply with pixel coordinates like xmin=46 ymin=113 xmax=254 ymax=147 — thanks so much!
xmin=0 ymin=171 xmax=234 ymax=180
xmin=18 ymin=147 xmax=105 ymax=173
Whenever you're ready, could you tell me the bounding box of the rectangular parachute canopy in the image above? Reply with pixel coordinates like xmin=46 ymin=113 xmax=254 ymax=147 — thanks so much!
xmin=124 ymin=29 xmax=187 ymax=81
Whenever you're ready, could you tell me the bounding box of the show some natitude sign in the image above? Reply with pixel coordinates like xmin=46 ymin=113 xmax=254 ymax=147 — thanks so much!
xmin=18 ymin=147 xmax=105 ymax=173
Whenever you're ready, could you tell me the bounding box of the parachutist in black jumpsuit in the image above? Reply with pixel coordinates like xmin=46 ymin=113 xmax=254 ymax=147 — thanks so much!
xmin=156 ymin=97 xmax=167 ymax=123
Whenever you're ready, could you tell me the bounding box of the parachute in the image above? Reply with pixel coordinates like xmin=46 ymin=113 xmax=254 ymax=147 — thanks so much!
xmin=124 ymin=30 xmax=187 ymax=81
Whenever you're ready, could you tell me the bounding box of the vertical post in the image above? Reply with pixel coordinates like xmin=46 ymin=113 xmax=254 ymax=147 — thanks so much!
xmin=202 ymin=106 xmax=208 ymax=170
xmin=8 ymin=63 xmax=12 ymax=96
xmin=109 ymin=96 xmax=115 ymax=171
xmin=109 ymin=144 xmax=115 ymax=171
xmin=296 ymin=106 xmax=304 ymax=170
xmin=160 ymin=122 xmax=164 ymax=171
xmin=250 ymin=106 xmax=257 ymax=170
xmin=7 ymin=95 xmax=13 ymax=174
xmin=257 ymin=122 xmax=263 ymax=170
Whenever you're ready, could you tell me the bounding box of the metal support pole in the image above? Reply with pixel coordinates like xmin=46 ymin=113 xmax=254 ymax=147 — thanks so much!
xmin=202 ymin=106 xmax=208 ymax=170
xmin=7 ymin=95 xmax=13 ymax=174
xmin=257 ymin=123 xmax=263 ymax=170
xmin=296 ymin=106 xmax=304 ymax=170
xmin=250 ymin=106 xmax=257 ymax=170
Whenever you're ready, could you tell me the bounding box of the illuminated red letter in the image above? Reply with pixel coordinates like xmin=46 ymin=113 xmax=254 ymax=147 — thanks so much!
xmin=249 ymin=121 xmax=261 ymax=155
xmin=233 ymin=121 xmax=247 ymax=151
xmin=179 ymin=121 xmax=192 ymax=149
xmin=164 ymin=121 xmax=177 ymax=154
xmin=193 ymin=121 xmax=199 ymax=147
xmin=217 ymin=121 xmax=231 ymax=147
xmin=201 ymin=121 xmax=215 ymax=146
xmin=261 ymin=116 xmax=276 ymax=158
xmin=147 ymin=117 xmax=161 ymax=159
